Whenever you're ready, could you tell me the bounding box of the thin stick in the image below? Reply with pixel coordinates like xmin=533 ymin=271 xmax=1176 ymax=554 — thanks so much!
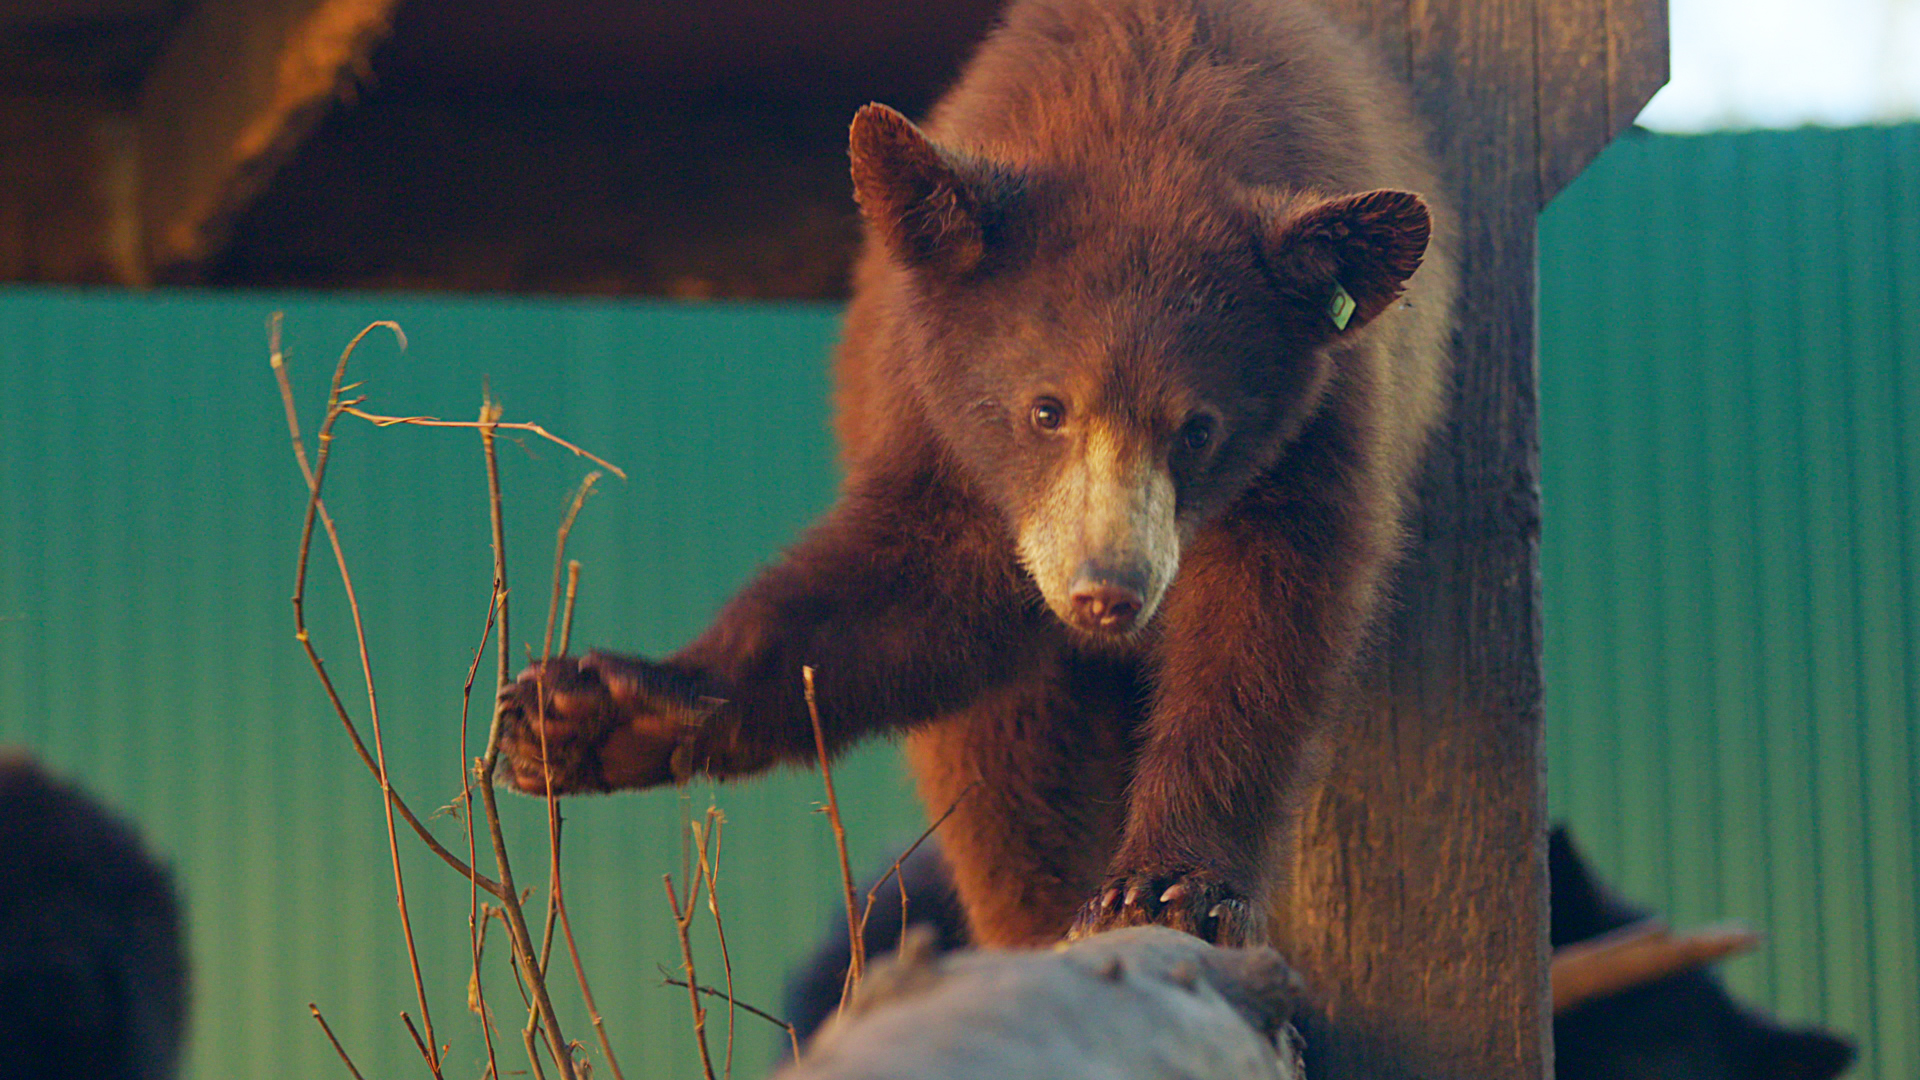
xmin=547 ymin=555 xmax=625 ymax=1080
xmin=496 ymin=906 xmax=536 ymax=1013
xmin=403 ymin=1012 xmax=434 ymax=1073
xmin=560 ymin=561 xmax=582 ymax=656
xmin=461 ymin=591 xmax=504 ymax=1080
xmin=522 ymin=1027 xmax=550 ymax=1080
xmin=658 ymin=976 xmax=802 ymax=1060
xmin=277 ymin=318 xmax=444 ymax=1076
xmin=539 ymin=812 xmax=564 ymax=977
xmin=665 ymin=865 xmax=718 ymax=1080
xmin=538 ymin=476 xmax=597 ymax=983
xmin=474 ymin=395 xmax=578 ymax=1080
xmin=344 ymin=406 xmax=627 ymax=479
xmin=804 ymin=666 xmax=863 ymax=999
xmin=557 ymin=882 xmax=627 ymax=1080
xmin=693 ymin=811 xmax=738 ymax=1078
xmin=857 ymin=779 xmax=981 ymax=953
xmin=543 ymin=475 xmax=601 ymax=661
xmin=310 ymin=1003 xmax=369 ymax=1080
xmin=271 ymin=316 xmax=502 ymax=899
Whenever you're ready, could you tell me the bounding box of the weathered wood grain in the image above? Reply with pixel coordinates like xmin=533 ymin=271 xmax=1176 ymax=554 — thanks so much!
xmin=0 ymin=95 xmax=141 ymax=285
xmin=1271 ymin=1 xmax=1662 ymax=1077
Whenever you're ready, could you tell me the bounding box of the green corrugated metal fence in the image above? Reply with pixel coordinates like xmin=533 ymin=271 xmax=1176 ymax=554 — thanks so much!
xmin=0 ymin=122 xmax=1914 ymax=1079
xmin=0 ymin=293 xmax=927 ymax=1078
xmin=1540 ymin=124 xmax=1920 ymax=1079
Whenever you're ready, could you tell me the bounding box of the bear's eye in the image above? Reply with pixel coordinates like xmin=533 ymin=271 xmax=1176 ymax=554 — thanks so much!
xmin=1030 ymin=397 xmax=1067 ymax=432
xmin=1180 ymin=415 xmax=1216 ymax=452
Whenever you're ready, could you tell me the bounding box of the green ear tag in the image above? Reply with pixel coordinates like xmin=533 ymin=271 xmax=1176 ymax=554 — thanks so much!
xmin=1328 ymin=281 xmax=1357 ymax=331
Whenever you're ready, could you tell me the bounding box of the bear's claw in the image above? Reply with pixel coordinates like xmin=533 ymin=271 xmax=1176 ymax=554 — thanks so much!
xmin=1068 ymin=871 xmax=1262 ymax=947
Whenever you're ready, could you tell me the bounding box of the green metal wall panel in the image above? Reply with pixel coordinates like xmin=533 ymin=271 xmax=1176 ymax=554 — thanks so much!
xmin=1540 ymin=124 xmax=1920 ymax=1079
xmin=0 ymin=291 xmax=927 ymax=1079
xmin=0 ymin=121 xmax=1914 ymax=1080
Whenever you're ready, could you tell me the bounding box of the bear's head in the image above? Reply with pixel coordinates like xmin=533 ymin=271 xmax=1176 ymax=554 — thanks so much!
xmin=849 ymin=102 xmax=1432 ymax=638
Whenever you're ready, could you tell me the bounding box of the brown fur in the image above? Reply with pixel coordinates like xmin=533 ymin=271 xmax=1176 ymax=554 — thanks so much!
xmin=499 ymin=0 xmax=1455 ymax=947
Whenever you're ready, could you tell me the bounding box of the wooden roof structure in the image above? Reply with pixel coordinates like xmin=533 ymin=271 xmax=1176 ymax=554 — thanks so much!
xmin=0 ymin=1 xmax=1665 ymax=1075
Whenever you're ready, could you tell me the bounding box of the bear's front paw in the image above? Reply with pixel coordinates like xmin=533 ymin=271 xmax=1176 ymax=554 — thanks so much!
xmin=1067 ymin=870 xmax=1264 ymax=947
xmin=494 ymin=651 xmax=712 ymax=795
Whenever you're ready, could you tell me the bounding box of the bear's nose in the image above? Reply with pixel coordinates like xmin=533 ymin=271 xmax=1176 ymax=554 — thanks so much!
xmin=1068 ymin=565 xmax=1146 ymax=633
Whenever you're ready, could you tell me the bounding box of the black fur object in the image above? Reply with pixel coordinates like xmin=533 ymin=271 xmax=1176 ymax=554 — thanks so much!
xmin=783 ymin=830 xmax=1855 ymax=1080
xmin=0 ymin=751 xmax=189 ymax=1080
xmin=1550 ymin=828 xmax=1855 ymax=1080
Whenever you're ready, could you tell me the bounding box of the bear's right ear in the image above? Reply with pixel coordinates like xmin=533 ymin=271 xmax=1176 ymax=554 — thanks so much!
xmin=1261 ymin=188 xmax=1431 ymax=334
xmin=850 ymin=103 xmax=1008 ymax=277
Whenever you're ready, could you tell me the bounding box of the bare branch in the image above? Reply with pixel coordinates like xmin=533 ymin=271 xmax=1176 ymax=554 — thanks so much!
xmin=560 ymin=561 xmax=582 ymax=656
xmin=343 ymin=405 xmax=627 ymax=479
xmin=658 ymin=973 xmax=802 ymax=1059
xmin=666 ymin=869 xmax=720 ymax=1080
xmin=544 ymin=475 xmax=601 ymax=661
xmin=473 ymin=395 xmax=579 ymax=1080
xmin=462 ymin=591 xmax=504 ymax=1080
xmin=271 ymin=315 xmax=502 ymax=898
xmin=804 ymin=666 xmax=864 ymax=1006
xmin=559 ymin=879 xmax=627 ymax=1080
xmin=693 ymin=810 xmax=738 ymax=1078
xmin=277 ymin=317 xmax=446 ymax=1075
xmin=403 ymin=1012 xmax=435 ymax=1076
xmin=859 ymin=779 xmax=980 ymax=956
xmin=309 ymin=1003 xmax=369 ymax=1080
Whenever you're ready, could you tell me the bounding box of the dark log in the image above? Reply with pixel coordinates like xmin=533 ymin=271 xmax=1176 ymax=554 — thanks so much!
xmin=779 ymin=927 xmax=1305 ymax=1080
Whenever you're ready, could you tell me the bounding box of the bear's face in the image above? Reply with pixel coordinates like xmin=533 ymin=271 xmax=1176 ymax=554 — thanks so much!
xmin=908 ymin=217 xmax=1331 ymax=639
xmin=849 ymin=103 xmax=1431 ymax=639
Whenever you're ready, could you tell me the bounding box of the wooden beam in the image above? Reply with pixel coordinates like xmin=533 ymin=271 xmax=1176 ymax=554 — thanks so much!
xmin=134 ymin=0 xmax=399 ymax=280
xmin=1272 ymin=0 xmax=1661 ymax=1076
xmin=0 ymin=95 xmax=142 ymax=285
xmin=1539 ymin=0 xmax=1669 ymax=205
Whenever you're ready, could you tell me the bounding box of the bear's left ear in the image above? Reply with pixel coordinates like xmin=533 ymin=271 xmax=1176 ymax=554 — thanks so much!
xmin=1262 ymin=189 xmax=1431 ymax=334
xmin=850 ymin=103 xmax=1014 ymax=278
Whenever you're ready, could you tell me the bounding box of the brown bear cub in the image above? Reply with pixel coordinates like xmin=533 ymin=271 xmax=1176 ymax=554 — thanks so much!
xmin=498 ymin=0 xmax=1456 ymax=947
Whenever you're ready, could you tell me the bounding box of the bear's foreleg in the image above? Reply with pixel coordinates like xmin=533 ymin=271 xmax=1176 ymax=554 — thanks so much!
xmin=1072 ymin=472 xmax=1391 ymax=946
xmin=904 ymin=654 xmax=1142 ymax=947
xmin=496 ymin=467 xmax=1051 ymax=795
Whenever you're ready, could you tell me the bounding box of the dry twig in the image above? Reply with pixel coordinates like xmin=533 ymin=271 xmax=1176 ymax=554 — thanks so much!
xmin=658 ymin=974 xmax=802 ymax=1061
xmin=276 ymin=316 xmax=447 ymax=1077
xmin=403 ymin=1012 xmax=435 ymax=1073
xmin=859 ymin=779 xmax=981 ymax=957
xmin=665 ymin=865 xmax=720 ymax=1080
xmin=310 ymin=1003 xmax=369 ymax=1080
xmin=693 ymin=810 xmax=738 ymax=1077
xmin=460 ymin=591 xmax=505 ymax=1080
xmin=560 ymin=561 xmax=582 ymax=656
xmin=271 ymin=316 xmax=501 ymax=900
xmin=474 ymin=397 xmax=579 ymax=1080
xmin=278 ymin=318 xmax=632 ymax=1080
xmin=804 ymin=666 xmax=864 ymax=1003
xmin=343 ymin=405 xmax=627 ymax=479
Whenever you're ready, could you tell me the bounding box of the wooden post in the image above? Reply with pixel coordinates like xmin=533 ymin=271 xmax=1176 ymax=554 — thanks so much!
xmin=1272 ymin=1 xmax=1666 ymax=1077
